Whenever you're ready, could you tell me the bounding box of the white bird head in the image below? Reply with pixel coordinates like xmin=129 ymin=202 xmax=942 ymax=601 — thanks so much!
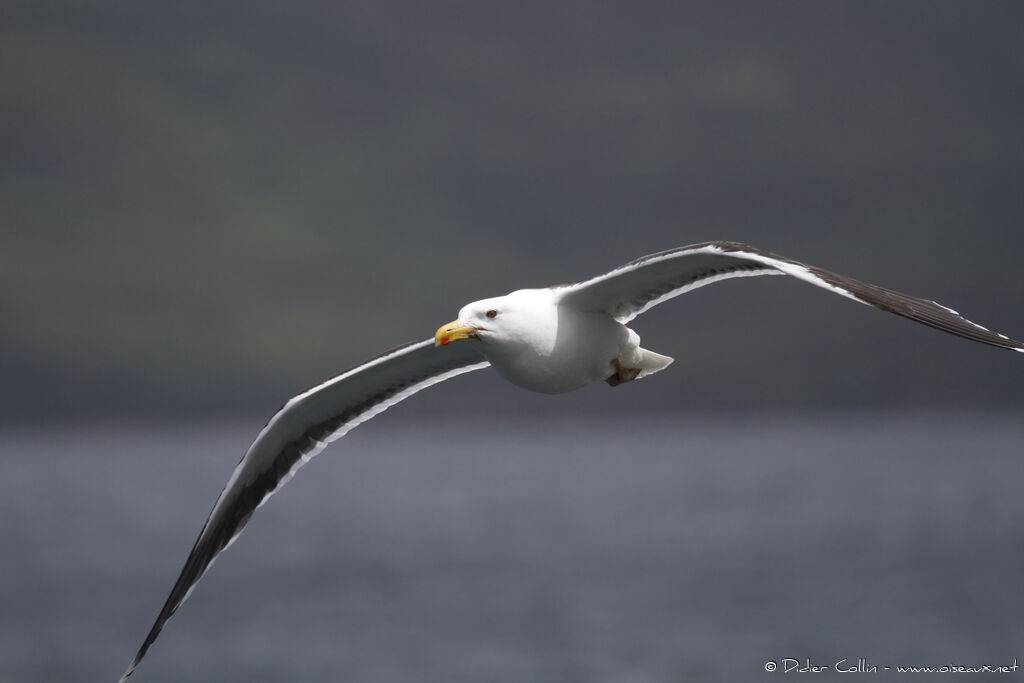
xmin=434 ymin=289 xmax=555 ymax=349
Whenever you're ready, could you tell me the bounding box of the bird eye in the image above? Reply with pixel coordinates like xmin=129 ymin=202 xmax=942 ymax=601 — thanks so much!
xmin=485 ymin=309 xmax=498 ymax=318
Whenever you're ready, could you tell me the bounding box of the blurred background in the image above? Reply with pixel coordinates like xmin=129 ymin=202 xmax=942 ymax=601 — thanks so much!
xmin=2 ymin=2 xmax=1023 ymax=682
xmin=3 ymin=0 xmax=1024 ymax=420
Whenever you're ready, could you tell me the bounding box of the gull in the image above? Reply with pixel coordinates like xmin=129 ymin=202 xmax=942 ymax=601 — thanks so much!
xmin=118 ymin=241 xmax=1023 ymax=681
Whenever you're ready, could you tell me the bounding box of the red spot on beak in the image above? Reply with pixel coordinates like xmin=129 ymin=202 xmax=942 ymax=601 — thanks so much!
xmin=440 ymin=336 xmax=451 ymax=346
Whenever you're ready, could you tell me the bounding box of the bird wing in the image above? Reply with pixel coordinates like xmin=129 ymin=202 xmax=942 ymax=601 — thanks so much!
xmin=119 ymin=339 xmax=489 ymax=682
xmin=555 ymin=241 xmax=1024 ymax=352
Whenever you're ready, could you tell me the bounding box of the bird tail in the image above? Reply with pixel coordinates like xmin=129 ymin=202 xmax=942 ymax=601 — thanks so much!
xmin=635 ymin=348 xmax=674 ymax=379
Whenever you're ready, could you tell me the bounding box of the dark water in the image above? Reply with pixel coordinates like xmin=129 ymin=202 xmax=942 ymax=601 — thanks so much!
xmin=2 ymin=414 xmax=1022 ymax=682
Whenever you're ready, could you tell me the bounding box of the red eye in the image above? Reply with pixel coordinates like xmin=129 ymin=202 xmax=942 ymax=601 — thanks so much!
xmin=485 ymin=309 xmax=498 ymax=318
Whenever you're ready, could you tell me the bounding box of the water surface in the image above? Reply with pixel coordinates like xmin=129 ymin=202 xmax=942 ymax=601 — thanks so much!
xmin=1 ymin=414 xmax=1021 ymax=682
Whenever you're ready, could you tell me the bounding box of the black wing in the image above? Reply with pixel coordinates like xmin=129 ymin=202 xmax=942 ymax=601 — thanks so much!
xmin=555 ymin=241 xmax=1024 ymax=352
xmin=119 ymin=339 xmax=488 ymax=682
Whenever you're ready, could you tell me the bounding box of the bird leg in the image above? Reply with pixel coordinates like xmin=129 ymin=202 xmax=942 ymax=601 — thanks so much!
xmin=605 ymin=358 xmax=641 ymax=387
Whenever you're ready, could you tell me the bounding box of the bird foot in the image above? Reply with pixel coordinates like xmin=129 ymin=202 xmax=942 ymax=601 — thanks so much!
xmin=605 ymin=359 xmax=641 ymax=387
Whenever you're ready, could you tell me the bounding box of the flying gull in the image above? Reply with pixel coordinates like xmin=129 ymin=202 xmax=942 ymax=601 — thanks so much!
xmin=118 ymin=241 xmax=1023 ymax=681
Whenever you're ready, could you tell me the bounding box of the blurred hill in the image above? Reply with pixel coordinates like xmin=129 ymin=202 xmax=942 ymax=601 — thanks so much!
xmin=2 ymin=1 xmax=1024 ymax=421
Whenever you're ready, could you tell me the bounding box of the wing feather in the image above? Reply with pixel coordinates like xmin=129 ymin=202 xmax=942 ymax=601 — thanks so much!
xmin=119 ymin=339 xmax=488 ymax=682
xmin=556 ymin=241 xmax=1024 ymax=352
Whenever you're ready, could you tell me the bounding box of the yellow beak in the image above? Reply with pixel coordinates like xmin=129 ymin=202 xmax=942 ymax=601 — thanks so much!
xmin=435 ymin=320 xmax=478 ymax=347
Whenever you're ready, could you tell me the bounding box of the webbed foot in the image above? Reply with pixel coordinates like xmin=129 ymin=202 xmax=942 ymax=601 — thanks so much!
xmin=605 ymin=358 xmax=641 ymax=387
